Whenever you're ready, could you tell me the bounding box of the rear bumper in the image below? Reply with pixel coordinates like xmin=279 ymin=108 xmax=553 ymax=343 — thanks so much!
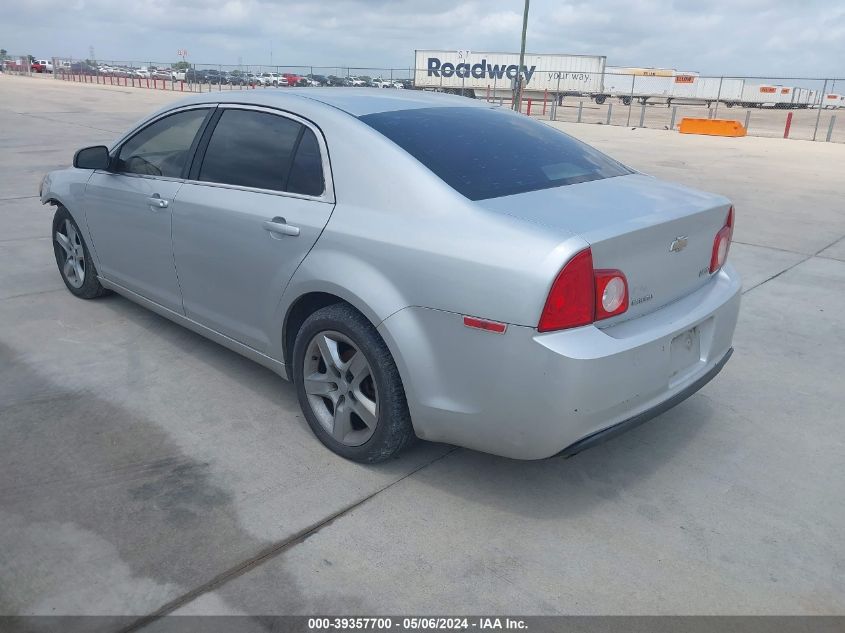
xmin=379 ymin=263 xmax=741 ymax=460
xmin=558 ymin=346 xmax=733 ymax=458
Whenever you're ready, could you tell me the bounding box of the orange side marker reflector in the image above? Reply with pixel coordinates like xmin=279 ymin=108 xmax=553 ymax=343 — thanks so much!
xmin=463 ymin=316 xmax=507 ymax=334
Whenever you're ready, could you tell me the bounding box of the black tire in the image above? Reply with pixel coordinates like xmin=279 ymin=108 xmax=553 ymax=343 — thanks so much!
xmin=52 ymin=206 xmax=108 ymax=299
xmin=594 ymin=94 xmax=607 ymax=105
xmin=621 ymin=96 xmax=632 ymax=106
xmin=292 ymin=303 xmax=416 ymax=463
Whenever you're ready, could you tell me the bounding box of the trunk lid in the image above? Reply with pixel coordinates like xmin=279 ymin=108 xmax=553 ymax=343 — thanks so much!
xmin=476 ymin=173 xmax=732 ymax=322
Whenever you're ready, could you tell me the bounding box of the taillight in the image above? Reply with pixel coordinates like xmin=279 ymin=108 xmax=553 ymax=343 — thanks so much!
xmin=595 ymin=270 xmax=629 ymax=320
xmin=538 ymin=248 xmax=629 ymax=332
xmin=538 ymin=249 xmax=595 ymax=332
xmin=710 ymin=206 xmax=734 ymax=273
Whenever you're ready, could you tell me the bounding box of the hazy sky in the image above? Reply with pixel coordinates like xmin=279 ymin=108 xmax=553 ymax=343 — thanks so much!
xmin=2 ymin=0 xmax=843 ymax=77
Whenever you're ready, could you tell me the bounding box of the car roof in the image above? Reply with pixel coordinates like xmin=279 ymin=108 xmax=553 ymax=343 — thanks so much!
xmin=174 ymin=88 xmax=489 ymax=117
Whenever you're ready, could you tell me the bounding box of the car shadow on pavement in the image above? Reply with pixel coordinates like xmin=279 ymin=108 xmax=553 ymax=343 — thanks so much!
xmin=412 ymin=395 xmax=715 ymax=520
xmin=92 ymin=292 xmax=298 ymax=409
xmin=85 ymin=291 xmax=449 ymax=469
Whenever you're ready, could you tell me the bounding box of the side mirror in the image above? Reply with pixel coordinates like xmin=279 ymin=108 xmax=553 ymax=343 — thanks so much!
xmin=73 ymin=145 xmax=111 ymax=170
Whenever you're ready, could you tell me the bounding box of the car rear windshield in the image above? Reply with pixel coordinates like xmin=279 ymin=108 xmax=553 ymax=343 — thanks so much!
xmin=359 ymin=106 xmax=631 ymax=201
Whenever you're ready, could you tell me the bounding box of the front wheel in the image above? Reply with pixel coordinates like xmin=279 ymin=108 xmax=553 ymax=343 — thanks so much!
xmin=292 ymin=303 xmax=416 ymax=463
xmin=52 ymin=206 xmax=108 ymax=299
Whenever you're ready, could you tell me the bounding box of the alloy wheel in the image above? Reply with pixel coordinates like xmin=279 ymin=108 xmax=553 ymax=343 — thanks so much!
xmin=303 ymin=330 xmax=379 ymax=446
xmin=55 ymin=219 xmax=85 ymax=288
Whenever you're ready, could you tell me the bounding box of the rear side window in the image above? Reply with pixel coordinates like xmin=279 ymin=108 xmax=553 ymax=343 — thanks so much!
xmin=286 ymin=128 xmax=324 ymax=196
xmin=359 ymin=106 xmax=631 ymax=201
xmin=199 ymin=109 xmax=301 ymax=191
xmin=116 ymin=109 xmax=208 ymax=178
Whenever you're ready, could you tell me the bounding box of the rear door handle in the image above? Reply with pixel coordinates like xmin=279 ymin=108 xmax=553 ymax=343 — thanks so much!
xmin=146 ymin=194 xmax=169 ymax=210
xmin=263 ymin=217 xmax=300 ymax=237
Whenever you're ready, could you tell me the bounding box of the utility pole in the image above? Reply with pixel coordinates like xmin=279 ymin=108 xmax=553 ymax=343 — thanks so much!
xmin=513 ymin=0 xmax=530 ymax=111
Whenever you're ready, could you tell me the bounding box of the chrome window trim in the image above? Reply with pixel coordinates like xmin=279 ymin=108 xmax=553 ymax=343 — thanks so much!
xmin=187 ymin=103 xmax=335 ymax=204
xmin=94 ymin=172 xmax=187 ymax=185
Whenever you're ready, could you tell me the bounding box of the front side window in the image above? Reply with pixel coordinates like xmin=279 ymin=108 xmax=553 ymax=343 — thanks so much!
xmin=199 ymin=109 xmax=325 ymax=196
xmin=116 ymin=109 xmax=208 ymax=178
xmin=360 ymin=106 xmax=632 ymax=201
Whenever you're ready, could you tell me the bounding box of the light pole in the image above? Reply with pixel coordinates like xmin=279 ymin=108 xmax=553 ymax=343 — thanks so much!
xmin=513 ymin=0 xmax=530 ymax=111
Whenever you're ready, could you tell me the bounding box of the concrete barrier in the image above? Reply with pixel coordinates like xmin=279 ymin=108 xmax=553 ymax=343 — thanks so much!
xmin=678 ymin=118 xmax=747 ymax=137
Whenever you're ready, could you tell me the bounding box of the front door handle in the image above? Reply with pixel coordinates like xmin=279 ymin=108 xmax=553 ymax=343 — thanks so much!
xmin=263 ymin=217 xmax=300 ymax=237
xmin=146 ymin=194 xmax=169 ymax=210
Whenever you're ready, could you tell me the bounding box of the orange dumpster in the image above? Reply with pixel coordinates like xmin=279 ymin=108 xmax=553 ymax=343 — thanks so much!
xmin=678 ymin=118 xmax=747 ymax=137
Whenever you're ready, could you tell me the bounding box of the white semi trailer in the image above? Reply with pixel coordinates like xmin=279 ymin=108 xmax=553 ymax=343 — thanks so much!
xmin=821 ymin=93 xmax=844 ymax=108
xmin=596 ymin=71 xmax=818 ymax=109
xmin=413 ymin=50 xmax=606 ymax=101
xmin=596 ymin=68 xmax=744 ymax=107
xmin=720 ymin=84 xmax=818 ymax=109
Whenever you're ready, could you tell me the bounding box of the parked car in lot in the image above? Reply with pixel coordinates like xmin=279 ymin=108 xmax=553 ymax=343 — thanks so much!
xmin=31 ymin=59 xmax=54 ymax=73
xmin=69 ymin=62 xmax=96 ymax=75
xmin=257 ymin=73 xmax=288 ymax=87
xmin=42 ymin=89 xmax=740 ymax=463
xmin=346 ymin=76 xmax=366 ymax=87
xmin=206 ymin=69 xmax=227 ymax=85
xmin=3 ymin=59 xmax=28 ymax=72
xmin=228 ymin=70 xmax=253 ymax=86
xmin=184 ymin=69 xmax=208 ymax=83
xmin=307 ymin=74 xmax=328 ymax=86
xmin=282 ymin=73 xmax=307 ymax=87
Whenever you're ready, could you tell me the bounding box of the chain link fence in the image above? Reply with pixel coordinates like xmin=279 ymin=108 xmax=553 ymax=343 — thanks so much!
xmin=529 ymin=72 xmax=843 ymax=143
xmin=20 ymin=58 xmax=843 ymax=144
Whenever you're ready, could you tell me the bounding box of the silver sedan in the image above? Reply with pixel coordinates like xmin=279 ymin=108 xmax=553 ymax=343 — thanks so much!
xmin=41 ymin=89 xmax=740 ymax=462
